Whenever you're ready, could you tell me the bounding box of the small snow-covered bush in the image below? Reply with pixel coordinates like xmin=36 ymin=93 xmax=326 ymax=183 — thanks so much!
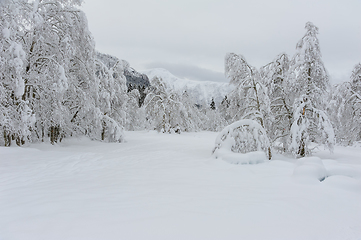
xmin=213 ymin=119 xmax=271 ymax=164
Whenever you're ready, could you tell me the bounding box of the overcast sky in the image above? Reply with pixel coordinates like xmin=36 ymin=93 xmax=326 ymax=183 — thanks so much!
xmin=81 ymin=0 xmax=360 ymax=84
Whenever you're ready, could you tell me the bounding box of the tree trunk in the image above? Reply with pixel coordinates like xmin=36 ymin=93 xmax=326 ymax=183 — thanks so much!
xmin=3 ymin=130 xmax=11 ymax=147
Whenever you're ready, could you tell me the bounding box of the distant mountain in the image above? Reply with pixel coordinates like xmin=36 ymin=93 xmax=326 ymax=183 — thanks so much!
xmin=124 ymin=68 xmax=150 ymax=107
xmin=123 ymin=68 xmax=150 ymax=91
xmin=96 ymin=53 xmax=232 ymax=107
xmin=96 ymin=52 xmax=150 ymax=89
xmin=142 ymin=68 xmax=233 ymax=106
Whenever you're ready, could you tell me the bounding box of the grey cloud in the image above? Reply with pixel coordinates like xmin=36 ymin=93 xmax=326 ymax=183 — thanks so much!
xmin=82 ymin=0 xmax=361 ymax=84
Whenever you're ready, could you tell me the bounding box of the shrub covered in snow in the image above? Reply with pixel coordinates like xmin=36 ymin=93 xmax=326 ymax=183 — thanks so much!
xmin=213 ymin=119 xmax=271 ymax=163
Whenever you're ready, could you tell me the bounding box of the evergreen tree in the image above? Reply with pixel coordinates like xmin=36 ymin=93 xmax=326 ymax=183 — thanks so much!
xmin=210 ymin=98 xmax=216 ymax=110
xmin=218 ymin=95 xmax=231 ymax=125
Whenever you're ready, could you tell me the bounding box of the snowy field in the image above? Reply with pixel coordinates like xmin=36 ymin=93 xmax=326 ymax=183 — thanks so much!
xmin=1 ymin=131 xmax=361 ymax=240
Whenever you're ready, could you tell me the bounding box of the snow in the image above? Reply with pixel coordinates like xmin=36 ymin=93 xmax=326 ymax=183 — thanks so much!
xmin=214 ymin=149 xmax=267 ymax=165
xmin=2 ymin=28 xmax=10 ymax=39
xmin=142 ymin=68 xmax=233 ymax=105
xmin=292 ymin=157 xmax=327 ymax=183
xmin=1 ymin=131 xmax=361 ymax=240
xmin=32 ymin=0 xmax=39 ymax=15
xmin=8 ymin=42 xmax=26 ymax=97
xmin=56 ymin=65 xmax=68 ymax=93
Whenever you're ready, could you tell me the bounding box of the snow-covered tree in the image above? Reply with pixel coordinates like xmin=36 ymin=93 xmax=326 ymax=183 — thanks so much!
xmin=178 ymin=90 xmax=203 ymax=132
xmin=330 ymin=63 xmax=361 ymax=145
xmin=213 ymin=119 xmax=271 ymax=160
xmin=18 ymin=0 xmax=93 ymax=143
xmin=289 ymin=97 xmax=335 ymax=156
xmin=225 ymin=53 xmax=272 ymax=159
xmin=351 ymin=63 xmax=361 ymax=93
xmin=288 ymin=22 xmax=334 ymax=156
xmin=345 ymin=64 xmax=361 ymax=143
xmin=218 ymin=95 xmax=231 ymax=125
xmin=225 ymin=53 xmax=270 ymax=127
xmin=125 ymin=89 xmax=145 ymax=131
xmin=0 ymin=0 xmax=127 ymax=145
xmin=289 ymin=22 xmax=330 ymax=107
xmin=0 ymin=1 xmax=35 ymax=146
xmin=260 ymin=53 xmax=293 ymax=152
xmin=210 ymin=98 xmax=216 ymax=110
xmin=94 ymin=59 xmax=127 ymax=142
xmin=143 ymin=77 xmax=184 ymax=133
xmin=202 ymin=102 xmax=225 ymax=131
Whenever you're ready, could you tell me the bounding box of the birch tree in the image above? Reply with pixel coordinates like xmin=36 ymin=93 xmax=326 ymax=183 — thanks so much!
xmin=225 ymin=53 xmax=272 ymax=159
xmin=260 ymin=53 xmax=293 ymax=152
xmin=143 ymin=77 xmax=186 ymax=133
xmin=0 ymin=1 xmax=35 ymax=146
xmin=288 ymin=22 xmax=334 ymax=157
xmin=330 ymin=63 xmax=361 ymax=145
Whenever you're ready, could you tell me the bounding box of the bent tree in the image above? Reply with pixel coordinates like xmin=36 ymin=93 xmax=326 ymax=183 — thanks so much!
xmin=225 ymin=53 xmax=272 ymax=159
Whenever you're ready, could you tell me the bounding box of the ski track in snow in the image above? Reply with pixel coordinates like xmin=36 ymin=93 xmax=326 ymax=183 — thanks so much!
xmin=0 ymin=131 xmax=361 ymax=240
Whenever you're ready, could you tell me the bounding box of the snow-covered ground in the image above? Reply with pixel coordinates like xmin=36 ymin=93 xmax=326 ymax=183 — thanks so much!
xmin=1 ymin=131 xmax=361 ymax=240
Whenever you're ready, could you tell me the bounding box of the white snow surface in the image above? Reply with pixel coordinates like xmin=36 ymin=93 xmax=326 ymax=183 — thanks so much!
xmin=142 ymin=68 xmax=233 ymax=105
xmin=214 ymin=149 xmax=267 ymax=165
xmin=1 ymin=131 xmax=361 ymax=240
xmin=2 ymin=28 xmax=10 ymax=39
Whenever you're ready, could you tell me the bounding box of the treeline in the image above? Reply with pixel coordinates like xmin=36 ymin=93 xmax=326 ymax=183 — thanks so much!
xmin=220 ymin=22 xmax=360 ymax=157
xmin=1 ymin=1 xmax=360 ymax=159
xmin=127 ymin=22 xmax=361 ymax=158
xmin=0 ymin=0 xmax=127 ymax=146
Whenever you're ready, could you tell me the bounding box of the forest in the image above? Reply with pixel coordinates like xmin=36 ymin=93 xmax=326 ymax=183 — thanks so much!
xmin=1 ymin=0 xmax=360 ymax=159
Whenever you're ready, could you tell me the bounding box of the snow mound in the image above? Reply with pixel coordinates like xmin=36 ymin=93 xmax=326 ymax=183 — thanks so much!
xmin=293 ymin=156 xmax=361 ymax=187
xmin=322 ymin=175 xmax=361 ymax=192
xmin=352 ymin=141 xmax=361 ymax=148
xmin=214 ymin=148 xmax=266 ymax=164
xmin=142 ymin=68 xmax=233 ymax=105
xmin=293 ymin=157 xmax=327 ymax=184
xmin=325 ymin=165 xmax=361 ymax=179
